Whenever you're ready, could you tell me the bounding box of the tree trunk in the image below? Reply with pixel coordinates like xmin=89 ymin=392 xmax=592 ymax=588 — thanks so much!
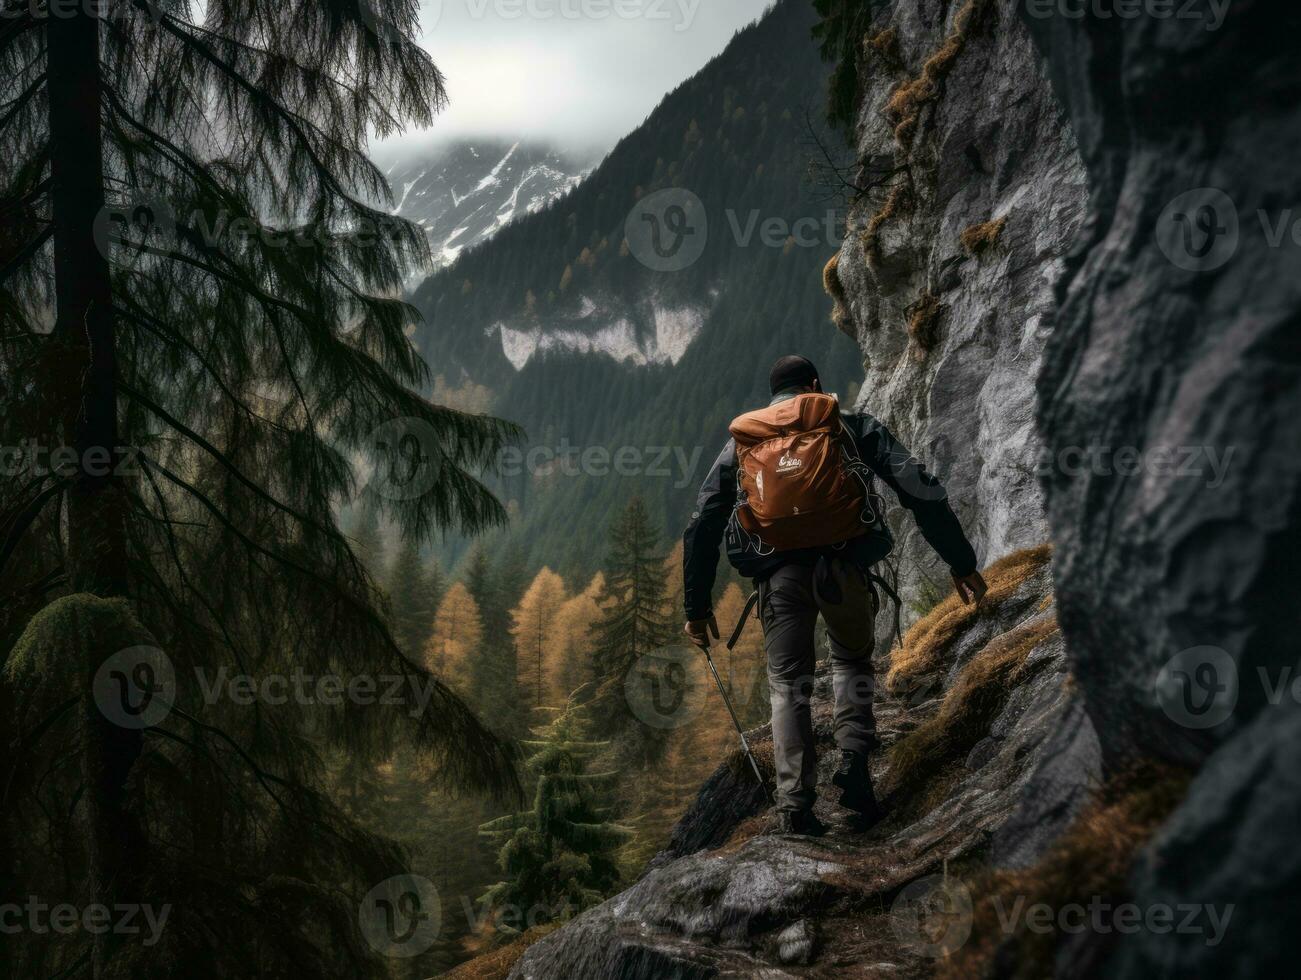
xmin=46 ymin=9 xmax=140 ymax=976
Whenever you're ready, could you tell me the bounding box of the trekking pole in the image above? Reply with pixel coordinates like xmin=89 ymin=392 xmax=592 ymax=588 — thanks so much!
xmin=701 ymin=589 xmax=769 ymax=798
xmin=700 ymin=642 xmax=769 ymax=799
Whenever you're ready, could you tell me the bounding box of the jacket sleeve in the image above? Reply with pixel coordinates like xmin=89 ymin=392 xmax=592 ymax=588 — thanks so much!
xmin=850 ymin=414 xmax=978 ymax=577
xmin=682 ymin=440 xmax=736 ymax=620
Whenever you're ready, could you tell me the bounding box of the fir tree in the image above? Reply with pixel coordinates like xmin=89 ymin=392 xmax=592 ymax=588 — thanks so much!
xmin=477 ymin=692 xmax=630 ymax=937
xmin=387 ymin=535 xmax=435 ymax=658
xmin=0 ymin=3 xmax=520 ymax=975
xmin=463 ymin=545 xmax=516 ymax=730
xmin=589 ymin=498 xmax=676 ymax=753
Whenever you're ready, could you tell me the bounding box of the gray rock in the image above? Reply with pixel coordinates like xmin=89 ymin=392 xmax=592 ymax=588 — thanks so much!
xmin=830 ymin=0 xmax=1088 ymax=653
xmin=1020 ymin=1 xmax=1301 ymax=973
xmin=773 ymin=920 xmax=816 ymax=965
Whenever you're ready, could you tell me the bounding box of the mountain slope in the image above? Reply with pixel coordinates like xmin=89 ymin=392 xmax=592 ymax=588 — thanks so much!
xmin=377 ymin=139 xmax=594 ymax=271
xmin=408 ymin=0 xmax=863 ymax=577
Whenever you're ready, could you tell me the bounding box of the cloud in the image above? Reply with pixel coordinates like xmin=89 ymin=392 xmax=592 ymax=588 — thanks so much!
xmin=373 ymin=0 xmax=775 ymax=155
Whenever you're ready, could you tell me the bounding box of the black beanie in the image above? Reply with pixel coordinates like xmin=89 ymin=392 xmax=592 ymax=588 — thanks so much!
xmin=768 ymin=355 xmax=819 ymax=395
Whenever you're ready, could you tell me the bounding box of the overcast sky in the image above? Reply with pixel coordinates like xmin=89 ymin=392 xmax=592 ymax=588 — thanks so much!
xmin=372 ymin=0 xmax=776 ymax=158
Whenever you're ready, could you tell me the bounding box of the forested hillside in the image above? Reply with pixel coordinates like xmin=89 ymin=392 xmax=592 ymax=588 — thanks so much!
xmin=409 ymin=0 xmax=862 ymax=578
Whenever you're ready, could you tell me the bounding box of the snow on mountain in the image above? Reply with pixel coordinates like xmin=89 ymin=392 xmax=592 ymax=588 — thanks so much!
xmin=377 ymin=139 xmax=594 ymax=272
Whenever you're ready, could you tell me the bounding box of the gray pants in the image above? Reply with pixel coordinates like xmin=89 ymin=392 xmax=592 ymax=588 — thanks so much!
xmin=758 ymin=557 xmax=877 ymax=812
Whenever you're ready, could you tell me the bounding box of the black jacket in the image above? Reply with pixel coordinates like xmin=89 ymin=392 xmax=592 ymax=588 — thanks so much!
xmin=681 ymin=400 xmax=978 ymax=620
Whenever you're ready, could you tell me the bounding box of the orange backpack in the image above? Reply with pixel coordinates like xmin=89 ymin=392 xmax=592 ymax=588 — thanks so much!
xmin=728 ymin=392 xmax=873 ymax=552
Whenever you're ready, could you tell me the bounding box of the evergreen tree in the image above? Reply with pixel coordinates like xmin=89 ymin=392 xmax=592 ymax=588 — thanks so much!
xmin=589 ymin=498 xmax=676 ymax=753
xmin=477 ymin=693 xmax=630 ymax=937
xmin=387 ymin=536 xmax=435 ymax=658
xmin=350 ymin=499 xmax=387 ymax=584
xmin=463 ymin=545 xmax=516 ymax=731
xmin=0 ymin=3 xmax=521 ymax=975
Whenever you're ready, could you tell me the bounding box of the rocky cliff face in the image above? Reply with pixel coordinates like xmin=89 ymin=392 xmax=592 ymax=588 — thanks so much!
xmin=830 ymin=0 xmax=1087 ymax=619
xmin=1022 ymin=0 xmax=1301 ymax=974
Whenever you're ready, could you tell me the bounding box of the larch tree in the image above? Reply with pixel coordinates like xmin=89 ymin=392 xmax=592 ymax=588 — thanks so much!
xmin=0 ymin=1 xmax=520 ymax=976
xmin=427 ymin=581 xmax=483 ymax=700
xmin=549 ymin=571 xmax=603 ymax=707
xmin=511 ymin=567 xmax=568 ymax=719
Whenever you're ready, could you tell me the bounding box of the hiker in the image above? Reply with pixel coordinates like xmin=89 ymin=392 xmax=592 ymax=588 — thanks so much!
xmin=681 ymin=355 xmax=988 ymax=837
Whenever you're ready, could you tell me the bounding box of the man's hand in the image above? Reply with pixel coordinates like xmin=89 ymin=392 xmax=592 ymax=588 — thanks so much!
xmin=684 ymin=615 xmax=720 ymax=651
xmin=953 ymin=571 xmax=989 ymax=605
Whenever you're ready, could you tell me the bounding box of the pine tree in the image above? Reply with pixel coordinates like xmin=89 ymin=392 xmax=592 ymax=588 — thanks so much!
xmin=387 ymin=536 xmax=435 ymax=658
xmin=349 ymin=500 xmax=387 ymax=582
xmin=589 ymin=498 xmax=675 ymax=753
xmin=1 ymin=4 xmax=521 ymax=975
xmin=477 ymin=694 xmax=630 ymax=937
xmin=511 ymin=568 xmax=568 ymax=717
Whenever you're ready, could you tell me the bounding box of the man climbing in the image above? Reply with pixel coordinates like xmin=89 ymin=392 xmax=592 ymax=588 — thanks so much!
xmin=681 ymin=355 xmax=987 ymax=837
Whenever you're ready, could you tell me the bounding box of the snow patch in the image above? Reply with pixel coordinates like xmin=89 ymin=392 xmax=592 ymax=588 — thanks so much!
xmin=494 ymin=301 xmax=705 ymax=370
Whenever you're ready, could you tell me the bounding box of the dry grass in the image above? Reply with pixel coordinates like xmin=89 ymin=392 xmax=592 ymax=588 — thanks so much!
xmin=886 ymin=544 xmax=1053 ymax=693
xmin=939 ymin=764 xmax=1192 ymax=980
xmin=884 ymin=0 xmax=992 ymax=148
xmin=884 ymin=614 xmax=1060 ymax=803
xmin=960 ymin=216 xmax=1007 ymax=256
xmin=905 ymin=290 xmax=947 ymax=353
xmin=823 ymin=253 xmax=853 ymax=335
xmin=905 ymin=291 xmax=946 ymax=352
xmin=860 ymin=180 xmax=911 ymax=267
xmin=441 ymin=924 xmax=562 ymax=980
xmin=865 ymin=26 xmax=901 ymax=68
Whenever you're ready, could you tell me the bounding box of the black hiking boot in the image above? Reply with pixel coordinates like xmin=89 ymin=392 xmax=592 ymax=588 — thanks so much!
xmin=833 ymin=750 xmax=883 ymax=828
xmin=775 ymin=808 xmax=827 ymax=838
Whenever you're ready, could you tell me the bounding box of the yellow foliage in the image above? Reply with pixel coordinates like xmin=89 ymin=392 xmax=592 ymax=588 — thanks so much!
xmin=511 ymin=568 xmax=568 ymax=715
xmin=886 ymin=544 xmax=1053 ymax=693
xmin=549 ymin=573 xmax=603 ymax=705
xmin=425 ymin=582 xmax=482 ymax=699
